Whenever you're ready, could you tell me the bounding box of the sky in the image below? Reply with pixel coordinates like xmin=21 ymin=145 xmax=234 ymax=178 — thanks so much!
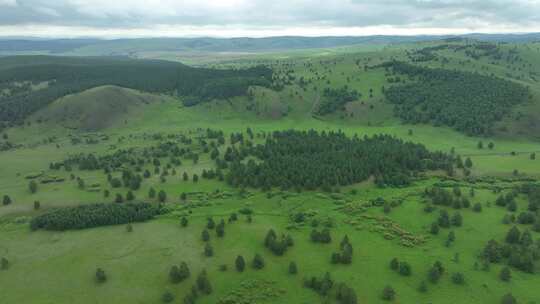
xmin=0 ymin=0 xmax=539 ymax=38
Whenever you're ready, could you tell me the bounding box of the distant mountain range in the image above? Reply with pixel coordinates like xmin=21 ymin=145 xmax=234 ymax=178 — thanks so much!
xmin=0 ymin=33 xmax=539 ymax=56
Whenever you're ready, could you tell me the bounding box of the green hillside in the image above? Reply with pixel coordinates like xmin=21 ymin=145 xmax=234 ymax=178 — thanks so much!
xmin=34 ymin=85 xmax=166 ymax=131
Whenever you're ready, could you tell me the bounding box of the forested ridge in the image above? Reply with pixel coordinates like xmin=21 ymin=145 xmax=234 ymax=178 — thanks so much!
xmin=0 ymin=56 xmax=272 ymax=127
xmin=380 ymin=61 xmax=530 ymax=136
xmin=226 ymin=130 xmax=454 ymax=190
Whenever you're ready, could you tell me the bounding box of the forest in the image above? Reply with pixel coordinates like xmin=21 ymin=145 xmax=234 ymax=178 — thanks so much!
xmin=380 ymin=61 xmax=530 ymax=135
xmin=226 ymin=130 xmax=454 ymax=190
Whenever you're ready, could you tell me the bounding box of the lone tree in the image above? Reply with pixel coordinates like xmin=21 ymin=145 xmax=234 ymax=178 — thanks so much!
xmin=33 ymin=201 xmax=41 ymax=210
xmin=2 ymin=195 xmax=11 ymax=206
xmin=181 ymin=217 xmax=188 ymax=227
xmin=399 ymin=262 xmax=412 ymax=276
xmin=252 ymin=253 xmax=265 ymax=269
xmin=29 ymin=180 xmax=38 ymax=193
xmin=95 ymin=268 xmax=107 ymax=283
xmin=289 ymin=261 xmax=298 ymax=274
xmin=235 ymin=255 xmax=245 ymax=272
xmin=204 ymin=243 xmax=214 ymax=257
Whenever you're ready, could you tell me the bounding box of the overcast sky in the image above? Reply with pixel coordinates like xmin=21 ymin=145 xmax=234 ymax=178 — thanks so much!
xmin=0 ymin=0 xmax=539 ymax=38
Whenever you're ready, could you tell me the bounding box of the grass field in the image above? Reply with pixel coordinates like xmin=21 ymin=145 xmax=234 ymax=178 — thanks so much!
xmin=1 ymin=39 xmax=540 ymax=304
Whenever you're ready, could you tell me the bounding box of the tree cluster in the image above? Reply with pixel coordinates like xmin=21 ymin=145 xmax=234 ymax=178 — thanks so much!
xmin=226 ymin=130 xmax=453 ymax=190
xmin=381 ymin=61 xmax=529 ymax=136
xmin=30 ymin=203 xmax=164 ymax=231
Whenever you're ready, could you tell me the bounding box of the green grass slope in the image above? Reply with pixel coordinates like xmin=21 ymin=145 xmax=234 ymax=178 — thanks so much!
xmin=33 ymin=86 xmax=162 ymax=131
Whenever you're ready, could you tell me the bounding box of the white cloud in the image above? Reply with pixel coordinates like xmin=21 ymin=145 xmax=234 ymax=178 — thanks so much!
xmin=0 ymin=0 xmax=17 ymax=7
xmin=0 ymin=0 xmax=539 ymax=37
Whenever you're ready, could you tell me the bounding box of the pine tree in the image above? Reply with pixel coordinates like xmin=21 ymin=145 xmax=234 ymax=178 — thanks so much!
xmin=451 ymin=272 xmax=465 ymax=285
xmin=399 ymin=262 xmax=412 ymax=276
xmin=465 ymin=157 xmax=473 ymax=168
xmin=149 ymin=187 xmax=156 ymax=198
xmin=29 ymin=180 xmax=38 ymax=193
xmin=252 ymin=253 xmax=265 ymax=269
xmin=288 ymin=261 xmax=298 ymax=274
xmin=235 ymin=255 xmax=245 ymax=272
xmin=207 ymin=218 xmax=215 ymax=229
xmin=500 ymin=267 xmax=511 ymax=282
xmin=202 ymin=229 xmax=210 ymax=242
xmin=216 ymin=220 xmax=225 ymax=237
xmin=2 ymin=195 xmax=12 ymax=206
xmin=114 ymin=193 xmax=123 ymax=203
xmin=196 ymin=270 xmax=212 ymax=295
xmin=390 ymin=258 xmax=400 ymax=271
xmin=126 ymin=191 xmax=135 ymax=201
xmin=382 ymin=285 xmax=395 ymax=301
xmin=95 ymin=268 xmax=107 ymax=283
xmin=181 ymin=217 xmax=188 ymax=227
xmin=505 ymin=226 xmax=521 ymax=244
xmin=161 ymin=291 xmax=174 ymax=303
xmin=501 ymin=293 xmax=517 ymax=304
xmin=158 ymin=190 xmax=167 ymax=203
xmin=169 ymin=265 xmax=182 ymax=283
xmin=204 ymin=243 xmax=213 ymax=257
xmin=1 ymin=257 xmax=9 ymax=270
xmin=418 ymin=281 xmax=428 ymax=293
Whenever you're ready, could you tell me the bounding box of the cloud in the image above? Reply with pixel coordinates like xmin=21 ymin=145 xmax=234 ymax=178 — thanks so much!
xmin=0 ymin=0 xmax=538 ymax=37
xmin=0 ymin=0 xmax=17 ymax=6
